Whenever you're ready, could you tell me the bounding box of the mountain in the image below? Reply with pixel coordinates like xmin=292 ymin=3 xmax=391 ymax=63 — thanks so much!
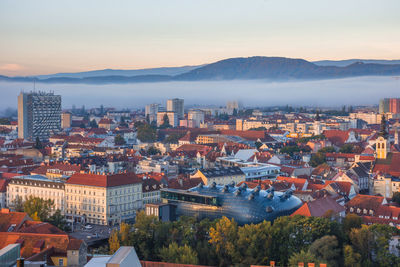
xmin=175 ymin=57 xmax=400 ymax=80
xmin=1 ymin=56 xmax=400 ymax=84
xmin=313 ymin=59 xmax=400 ymax=67
xmin=34 ymin=65 xmax=202 ymax=79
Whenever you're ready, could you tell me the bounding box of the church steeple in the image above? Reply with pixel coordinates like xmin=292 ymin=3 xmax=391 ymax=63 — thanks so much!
xmin=379 ymin=114 xmax=388 ymax=139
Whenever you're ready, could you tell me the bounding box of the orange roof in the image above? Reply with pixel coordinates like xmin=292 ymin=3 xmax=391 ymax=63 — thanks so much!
xmin=0 ymin=209 xmax=30 ymax=232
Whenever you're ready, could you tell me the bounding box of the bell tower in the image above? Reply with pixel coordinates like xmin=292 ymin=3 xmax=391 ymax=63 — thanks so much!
xmin=376 ymin=114 xmax=389 ymax=159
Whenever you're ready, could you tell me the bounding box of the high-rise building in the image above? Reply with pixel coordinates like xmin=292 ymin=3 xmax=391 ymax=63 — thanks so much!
xmin=188 ymin=109 xmax=205 ymax=128
xmin=61 ymin=112 xmax=72 ymax=129
xmin=18 ymin=91 xmax=61 ymax=141
xmin=145 ymin=103 xmax=160 ymax=123
xmin=166 ymin=98 xmax=184 ymax=119
xmin=379 ymin=98 xmax=400 ymax=114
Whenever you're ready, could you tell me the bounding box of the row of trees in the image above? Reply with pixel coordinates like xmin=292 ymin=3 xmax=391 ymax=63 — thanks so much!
xmin=109 ymin=212 xmax=400 ymax=266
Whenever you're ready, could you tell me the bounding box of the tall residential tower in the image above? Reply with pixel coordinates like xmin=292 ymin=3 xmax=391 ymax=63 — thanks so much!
xmin=166 ymin=98 xmax=184 ymax=119
xmin=18 ymin=91 xmax=62 ymax=141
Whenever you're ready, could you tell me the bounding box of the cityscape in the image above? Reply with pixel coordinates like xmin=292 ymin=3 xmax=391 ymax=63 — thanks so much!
xmin=1 ymin=1 xmax=400 ymax=267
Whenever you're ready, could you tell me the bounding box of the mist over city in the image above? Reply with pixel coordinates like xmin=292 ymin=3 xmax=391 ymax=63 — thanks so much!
xmin=1 ymin=75 xmax=399 ymax=110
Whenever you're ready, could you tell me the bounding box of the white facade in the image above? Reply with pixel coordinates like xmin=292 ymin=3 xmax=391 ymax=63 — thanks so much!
xmin=7 ymin=175 xmax=65 ymax=213
xmin=145 ymin=103 xmax=160 ymax=123
xmin=188 ymin=110 xmax=205 ymax=128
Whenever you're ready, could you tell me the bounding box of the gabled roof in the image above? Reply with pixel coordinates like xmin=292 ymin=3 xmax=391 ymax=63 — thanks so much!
xmin=345 ymin=194 xmax=384 ymax=211
xmin=292 ymin=197 xmax=345 ymax=217
xmin=0 ymin=209 xmax=30 ymax=232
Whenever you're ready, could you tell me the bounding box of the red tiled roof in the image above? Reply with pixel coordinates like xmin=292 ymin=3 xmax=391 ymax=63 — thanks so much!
xmin=292 ymin=197 xmax=345 ymax=217
xmin=323 ymin=130 xmax=349 ymax=146
xmin=0 ymin=178 xmax=9 ymax=192
xmin=31 ymin=162 xmax=81 ymax=176
xmin=0 ymin=209 xmax=30 ymax=232
xmin=346 ymin=194 xmax=384 ymax=211
xmin=66 ymin=172 xmax=141 ymax=187
xmin=18 ymin=221 xmax=66 ymax=235
xmin=373 ymin=152 xmax=400 ymax=176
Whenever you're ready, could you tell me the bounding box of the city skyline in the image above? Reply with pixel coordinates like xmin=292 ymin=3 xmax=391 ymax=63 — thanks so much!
xmin=1 ymin=0 xmax=400 ymax=76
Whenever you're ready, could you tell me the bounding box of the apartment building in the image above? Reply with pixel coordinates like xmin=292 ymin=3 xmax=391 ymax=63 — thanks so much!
xmin=167 ymin=98 xmax=184 ymax=119
xmin=7 ymin=175 xmax=65 ymax=213
xmin=18 ymin=91 xmax=62 ymax=141
xmin=65 ymin=172 xmax=142 ymax=225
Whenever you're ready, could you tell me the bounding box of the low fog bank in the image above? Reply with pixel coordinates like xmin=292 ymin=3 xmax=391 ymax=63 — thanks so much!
xmin=0 ymin=76 xmax=399 ymax=110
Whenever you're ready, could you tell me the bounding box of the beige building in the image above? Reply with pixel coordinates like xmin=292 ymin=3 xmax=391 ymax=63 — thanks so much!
xmin=65 ymin=172 xmax=142 ymax=225
xmin=61 ymin=112 xmax=72 ymax=129
xmin=190 ymin=167 xmax=246 ymax=185
xmin=373 ymin=175 xmax=400 ymax=198
xmin=7 ymin=175 xmax=65 ymax=213
xmin=167 ymin=98 xmax=184 ymax=119
xmin=157 ymin=111 xmax=178 ymax=127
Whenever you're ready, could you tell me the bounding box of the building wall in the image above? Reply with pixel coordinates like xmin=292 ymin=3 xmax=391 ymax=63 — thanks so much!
xmin=157 ymin=112 xmax=178 ymax=127
xmin=7 ymin=178 xmax=65 ymax=213
xmin=65 ymin=183 xmax=142 ymax=225
xmin=167 ymin=98 xmax=184 ymax=119
xmin=61 ymin=112 xmax=72 ymax=129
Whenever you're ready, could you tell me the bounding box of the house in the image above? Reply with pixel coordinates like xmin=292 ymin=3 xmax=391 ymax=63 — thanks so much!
xmin=190 ymin=166 xmax=245 ymax=186
xmin=291 ymin=196 xmax=345 ymax=218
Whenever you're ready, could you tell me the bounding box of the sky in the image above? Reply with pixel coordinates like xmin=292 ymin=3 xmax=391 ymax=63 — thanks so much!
xmin=1 ymin=0 xmax=400 ymax=76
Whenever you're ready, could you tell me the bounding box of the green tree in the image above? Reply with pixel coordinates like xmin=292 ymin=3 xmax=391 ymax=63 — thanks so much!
xmin=89 ymin=119 xmax=98 ymax=128
xmin=159 ymin=242 xmax=198 ymax=264
xmin=23 ymin=196 xmax=54 ymax=221
xmin=137 ymin=124 xmax=157 ymax=143
xmin=343 ymin=245 xmax=361 ymax=267
xmin=339 ymin=144 xmax=354 ymax=153
xmin=34 ymin=137 xmax=43 ymax=149
xmin=130 ymin=211 xmax=158 ymax=260
xmin=343 ymin=214 xmax=362 ymax=237
xmin=114 ymin=134 xmax=126 ymax=146
xmin=147 ymin=146 xmax=161 ymax=155
xmin=288 ymin=250 xmax=319 ymax=267
xmin=392 ymin=192 xmax=400 ymax=205
xmin=164 ymin=133 xmax=185 ymax=144
xmin=209 ymin=216 xmax=238 ymax=266
xmin=308 ymin=235 xmax=340 ymax=267
xmin=233 ymin=221 xmax=272 ymax=265
xmin=11 ymin=196 xmax=24 ymax=212
xmin=160 ymin=114 xmax=170 ymax=128
xmin=349 ymin=225 xmax=374 ymax=266
xmin=47 ymin=209 xmax=67 ymax=231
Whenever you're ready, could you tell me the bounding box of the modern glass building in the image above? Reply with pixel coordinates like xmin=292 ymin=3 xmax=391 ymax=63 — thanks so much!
xmin=161 ymin=182 xmax=302 ymax=225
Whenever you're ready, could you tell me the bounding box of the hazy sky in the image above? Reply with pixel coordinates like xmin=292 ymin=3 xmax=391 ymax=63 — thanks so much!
xmin=1 ymin=0 xmax=400 ymax=76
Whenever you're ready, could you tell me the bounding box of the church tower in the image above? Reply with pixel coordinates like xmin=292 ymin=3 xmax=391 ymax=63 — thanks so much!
xmin=376 ymin=114 xmax=389 ymax=159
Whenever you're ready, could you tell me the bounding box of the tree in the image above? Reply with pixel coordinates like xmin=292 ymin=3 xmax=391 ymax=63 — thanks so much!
xmin=343 ymin=214 xmax=362 ymax=236
xmin=89 ymin=119 xmax=98 ymax=128
xmin=137 ymin=124 xmax=157 ymax=143
xmin=11 ymin=196 xmax=24 ymax=212
xmin=160 ymin=114 xmax=170 ymax=128
xmin=343 ymin=245 xmax=361 ymax=267
xmin=23 ymin=196 xmax=54 ymax=221
xmin=392 ymin=192 xmax=400 ymax=205
xmin=308 ymin=235 xmax=340 ymax=267
xmin=164 ymin=133 xmax=185 ymax=144
xmin=114 ymin=134 xmax=126 ymax=146
xmin=119 ymin=222 xmax=131 ymax=246
xmin=340 ymin=144 xmax=354 ymax=153
xmin=34 ymin=137 xmax=43 ymax=149
xmin=147 ymin=146 xmax=161 ymax=155
xmin=209 ymin=216 xmax=238 ymax=266
xmin=349 ymin=225 xmax=374 ymax=265
xmin=109 ymin=229 xmax=120 ymax=254
xmin=232 ymin=108 xmax=238 ymax=116
xmin=159 ymin=242 xmax=199 ymax=264
xmin=47 ymin=209 xmax=67 ymax=231
xmin=288 ymin=250 xmax=319 ymax=267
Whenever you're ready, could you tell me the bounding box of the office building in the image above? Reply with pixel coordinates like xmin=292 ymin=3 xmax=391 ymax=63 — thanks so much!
xmin=145 ymin=103 xmax=160 ymax=123
xmin=167 ymin=98 xmax=184 ymax=119
xmin=18 ymin=91 xmax=61 ymax=141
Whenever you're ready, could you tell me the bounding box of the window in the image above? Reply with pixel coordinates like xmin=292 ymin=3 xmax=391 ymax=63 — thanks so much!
xmin=59 ymin=258 xmax=64 ymax=265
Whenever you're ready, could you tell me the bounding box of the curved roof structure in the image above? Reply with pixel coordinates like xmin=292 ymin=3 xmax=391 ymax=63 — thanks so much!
xmin=161 ymin=182 xmax=302 ymax=225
